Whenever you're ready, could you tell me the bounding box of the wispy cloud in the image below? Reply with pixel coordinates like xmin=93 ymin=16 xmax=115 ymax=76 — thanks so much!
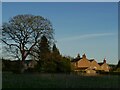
xmin=58 ymin=33 xmax=117 ymax=42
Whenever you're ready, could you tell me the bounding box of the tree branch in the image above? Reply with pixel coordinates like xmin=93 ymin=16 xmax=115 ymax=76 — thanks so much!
xmin=2 ymin=39 xmax=20 ymax=49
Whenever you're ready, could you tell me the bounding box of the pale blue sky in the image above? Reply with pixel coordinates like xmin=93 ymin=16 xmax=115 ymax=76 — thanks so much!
xmin=2 ymin=2 xmax=118 ymax=64
xmin=1 ymin=0 xmax=120 ymax=2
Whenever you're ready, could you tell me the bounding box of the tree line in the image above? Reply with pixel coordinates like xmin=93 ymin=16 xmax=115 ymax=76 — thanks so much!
xmin=2 ymin=14 xmax=120 ymax=74
xmin=2 ymin=14 xmax=71 ymax=73
xmin=2 ymin=36 xmax=71 ymax=73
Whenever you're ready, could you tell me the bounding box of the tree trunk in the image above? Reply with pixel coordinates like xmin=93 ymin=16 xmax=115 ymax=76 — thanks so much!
xmin=19 ymin=50 xmax=28 ymax=73
xmin=19 ymin=43 xmax=35 ymax=73
xmin=19 ymin=61 xmax=25 ymax=73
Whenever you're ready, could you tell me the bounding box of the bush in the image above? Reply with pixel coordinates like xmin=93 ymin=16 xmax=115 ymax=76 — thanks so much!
xmin=11 ymin=61 xmax=25 ymax=74
xmin=115 ymin=68 xmax=120 ymax=72
xmin=56 ymin=57 xmax=71 ymax=73
xmin=2 ymin=60 xmax=12 ymax=71
xmin=43 ymin=61 xmax=57 ymax=73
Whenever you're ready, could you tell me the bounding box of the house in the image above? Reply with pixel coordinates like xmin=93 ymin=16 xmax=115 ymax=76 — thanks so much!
xmin=71 ymin=53 xmax=110 ymax=73
xmin=89 ymin=59 xmax=101 ymax=71
xmin=71 ymin=54 xmax=95 ymax=73
xmin=24 ymin=60 xmax=38 ymax=70
xmin=98 ymin=59 xmax=110 ymax=72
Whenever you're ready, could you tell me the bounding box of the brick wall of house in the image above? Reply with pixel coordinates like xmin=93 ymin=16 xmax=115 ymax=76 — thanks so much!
xmin=77 ymin=58 xmax=90 ymax=68
xmin=100 ymin=63 xmax=110 ymax=72
xmin=89 ymin=60 xmax=101 ymax=70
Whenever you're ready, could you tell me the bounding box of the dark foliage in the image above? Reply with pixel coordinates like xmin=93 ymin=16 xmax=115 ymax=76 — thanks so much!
xmin=117 ymin=60 xmax=120 ymax=68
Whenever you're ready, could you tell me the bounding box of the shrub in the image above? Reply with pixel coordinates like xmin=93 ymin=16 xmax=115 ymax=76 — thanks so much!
xmin=56 ymin=57 xmax=71 ymax=73
xmin=43 ymin=61 xmax=57 ymax=73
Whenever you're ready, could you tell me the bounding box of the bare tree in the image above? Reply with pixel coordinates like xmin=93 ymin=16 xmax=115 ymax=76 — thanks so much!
xmin=2 ymin=14 xmax=54 ymax=64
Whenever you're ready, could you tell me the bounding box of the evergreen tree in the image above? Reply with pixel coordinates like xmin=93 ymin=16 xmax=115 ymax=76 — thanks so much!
xmin=39 ymin=36 xmax=50 ymax=54
xmin=52 ymin=44 xmax=71 ymax=73
xmin=52 ymin=44 xmax=62 ymax=63
xmin=37 ymin=35 xmax=51 ymax=71
xmin=52 ymin=44 xmax=60 ymax=55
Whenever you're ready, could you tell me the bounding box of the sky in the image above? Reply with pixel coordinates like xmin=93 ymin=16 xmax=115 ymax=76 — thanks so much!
xmin=1 ymin=0 xmax=120 ymax=2
xmin=2 ymin=2 xmax=118 ymax=64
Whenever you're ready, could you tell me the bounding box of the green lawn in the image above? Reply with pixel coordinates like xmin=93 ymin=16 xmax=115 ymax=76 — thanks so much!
xmin=2 ymin=72 xmax=120 ymax=88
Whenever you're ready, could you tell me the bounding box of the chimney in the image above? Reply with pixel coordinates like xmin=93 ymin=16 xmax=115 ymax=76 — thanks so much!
xmin=82 ymin=53 xmax=86 ymax=59
xmin=77 ymin=53 xmax=80 ymax=59
xmin=103 ymin=58 xmax=106 ymax=63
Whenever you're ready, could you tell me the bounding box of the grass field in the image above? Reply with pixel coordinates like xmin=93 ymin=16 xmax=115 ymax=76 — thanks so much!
xmin=2 ymin=72 xmax=120 ymax=88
